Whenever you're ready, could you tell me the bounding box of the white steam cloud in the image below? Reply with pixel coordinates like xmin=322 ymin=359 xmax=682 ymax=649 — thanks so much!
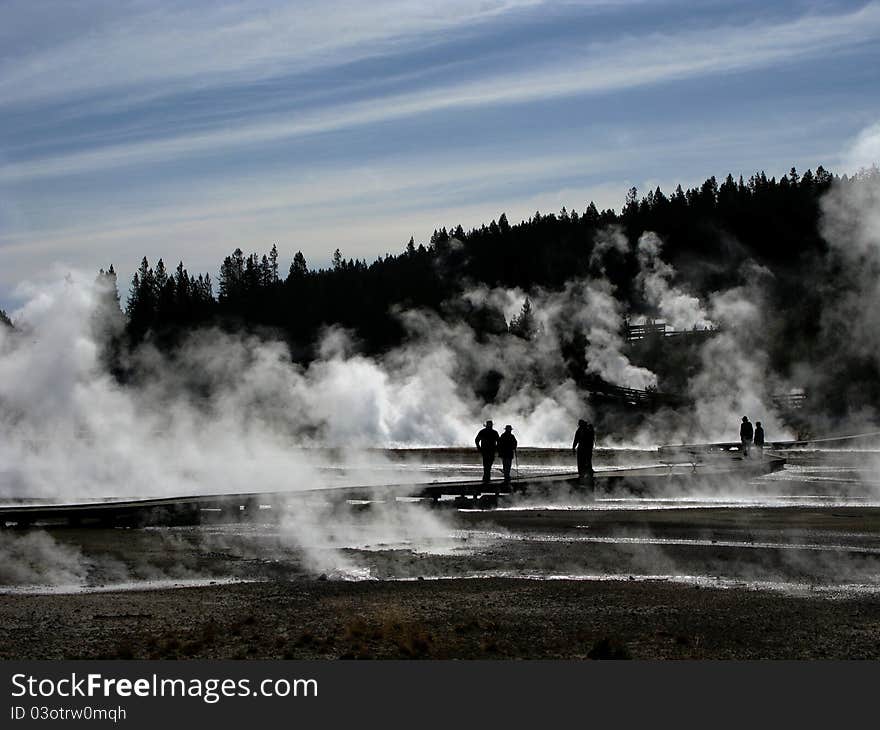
xmin=0 ymin=272 xmax=320 ymax=500
xmin=0 ymin=222 xmax=789 ymax=503
xmin=820 ymin=166 xmax=880 ymax=364
xmin=843 ymin=122 xmax=880 ymax=174
xmin=685 ymin=262 xmax=785 ymax=442
xmin=636 ymin=231 xmax=714 ymax=330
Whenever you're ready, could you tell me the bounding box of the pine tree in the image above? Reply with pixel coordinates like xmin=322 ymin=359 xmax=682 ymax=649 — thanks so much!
xmin=509 ymin=298 xmax=538 ymax=339
xmin=198 ymin=273 xmax=214 ymax=302
xmin=244 ymin=254 xmax=259 ymax=291
xmin=154 ymin=259 xmax=168 ymax=291
xmin=288 ymin=251 xmax=308 ymax=279
xmin=584 ymin=201 xmax=599 ymax=223
xmin=269 ymin=244 xmax=279 ymax=283
xmin=126 ymin=273 xmax=141 ymax=318
xmin=175 ymin=261 xmax=190 ymax=306
xmin=218 ymin=256 xmax=236 ymax=300
xmin=125 ymin=257 xmax=158 ymax=339
xmin=260 ymin=254 xmax=272 ymax=287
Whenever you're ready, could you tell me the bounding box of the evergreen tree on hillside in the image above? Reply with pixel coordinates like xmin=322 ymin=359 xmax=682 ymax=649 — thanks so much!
xmin=509 ymin=298 xmax=538 ymax=340
xmin=288 ymin=251 xmax=308 ymax=279
xmin=93 ymin=265 xmax=125 ymax=370
xmin=269 ymin=244 xmax=279 ymax=284
xmin=125 ymin=257 xmax=158 ymax=340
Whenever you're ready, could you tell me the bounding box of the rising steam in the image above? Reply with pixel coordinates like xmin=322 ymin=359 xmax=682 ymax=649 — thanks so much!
xmin=0 ymin=224 xmax=789 ymax=506
xmin=3 ymin=153 xmax=880 ymax=502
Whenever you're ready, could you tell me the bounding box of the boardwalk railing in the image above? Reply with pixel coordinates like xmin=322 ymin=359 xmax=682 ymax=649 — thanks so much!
xmin=771 ymin=391 xmax=807 ymax=410
xmin=625 ymin=321 xmax=718 ymax=342
xmin=585 ymin=377 xmax=687 ymax=408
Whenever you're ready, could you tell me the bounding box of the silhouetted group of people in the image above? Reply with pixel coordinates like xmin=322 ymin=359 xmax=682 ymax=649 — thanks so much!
xmin=475 ymin=418 xmax=595 ymax=484
xmin=475 ymin=413 xmax=767 ymax=483
xmin=472 ymin=410 xmax=775 ymax=490
xmin=739 ymin=416 xmax=765 ymax=458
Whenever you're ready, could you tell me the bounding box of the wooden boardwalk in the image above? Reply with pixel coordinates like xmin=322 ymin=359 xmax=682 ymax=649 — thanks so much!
xmin=0 ymin=456 xmax=784 ymax=528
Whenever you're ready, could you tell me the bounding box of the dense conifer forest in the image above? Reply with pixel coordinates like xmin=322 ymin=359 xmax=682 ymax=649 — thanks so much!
xmin=89 ymin=164 xmax=878 ymax=423
xmin=119 ymin=167 xmax=834 ymax=346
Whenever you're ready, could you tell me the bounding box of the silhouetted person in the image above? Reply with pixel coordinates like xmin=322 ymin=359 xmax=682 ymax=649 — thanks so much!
xmin=497 ymin=425 xmax=518 ymax=483
xmin=475 ymin=420 xmax=500 ymax=483
xmin=754 ymin=421 xmax=765 ymax=458
xmin=740 ymin=416 xmax=753 ymax=458
xmin=572 ymin=419 xmax=595 ymax=481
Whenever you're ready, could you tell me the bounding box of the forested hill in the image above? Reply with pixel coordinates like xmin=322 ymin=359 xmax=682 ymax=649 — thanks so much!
xmin=117 ymin=166 xmax=840 ymax=364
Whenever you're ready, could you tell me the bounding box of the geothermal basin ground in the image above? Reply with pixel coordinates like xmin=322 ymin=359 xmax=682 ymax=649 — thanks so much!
xmin=2 ymin=448 xmax=880 ymax=659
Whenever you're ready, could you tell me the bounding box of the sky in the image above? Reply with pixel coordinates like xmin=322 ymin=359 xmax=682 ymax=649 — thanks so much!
xmin=2 ymin=0 xmax=880 ymax=310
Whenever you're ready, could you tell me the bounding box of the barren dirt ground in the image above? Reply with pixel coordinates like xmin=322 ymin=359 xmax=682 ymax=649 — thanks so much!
xmin=3 ymin=575 xmax=880 ymax=660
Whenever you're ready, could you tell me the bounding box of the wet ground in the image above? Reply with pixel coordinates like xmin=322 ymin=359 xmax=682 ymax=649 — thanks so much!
xmin=2 ymin=448 xmax=880 ymax=658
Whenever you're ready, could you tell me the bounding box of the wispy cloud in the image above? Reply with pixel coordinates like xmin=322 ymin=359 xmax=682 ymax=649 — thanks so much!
xmin=1 ymin=1 xmax=878 ymax=306
xmin=2 ymin=2 xmax=878 ymax=183
xmin=0 ymin=112 xmax=843 ymax=299
xmin=0 ymin=0 xmax=552 ymax=107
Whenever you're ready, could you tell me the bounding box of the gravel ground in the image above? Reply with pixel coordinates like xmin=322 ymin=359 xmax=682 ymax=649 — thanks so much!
xmin=2 ymin=576 xmax=880 ymax=660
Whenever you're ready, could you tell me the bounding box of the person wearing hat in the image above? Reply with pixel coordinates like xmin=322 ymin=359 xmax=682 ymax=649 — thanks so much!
xmin=572 ymin=419 xmax=595 ymax=481
xmin=753 ymin=421 xmax=765 ymax=459
xmin=740 ymin=416 xmax=753 ymax=458
xmin=497 ymin=425 xmax=518 ymax=484
xmin=475 ymin=420 xmax=500 ymax=483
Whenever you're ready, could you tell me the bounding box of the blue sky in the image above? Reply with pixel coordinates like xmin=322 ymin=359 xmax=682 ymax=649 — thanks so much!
xmin=2 ymin=0 xmax=880 ymax=309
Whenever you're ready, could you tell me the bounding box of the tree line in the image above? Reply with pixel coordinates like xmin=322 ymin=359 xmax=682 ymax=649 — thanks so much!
xmin=97 ymin=164 xmax=880 ymax=421
xmin=117 ymin=165 xmax=840 ymax=353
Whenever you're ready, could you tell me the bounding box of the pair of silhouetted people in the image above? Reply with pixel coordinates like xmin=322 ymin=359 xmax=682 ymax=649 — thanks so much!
xmin=475 ymin=421 xmax=518 ymax=483
xmin=740 ymin=416 xmax=765 ymax=458
xmin=572 ymin=419 xmax=595 ymax=480
xmin=475 ymin=420 xmax=518 ymax=484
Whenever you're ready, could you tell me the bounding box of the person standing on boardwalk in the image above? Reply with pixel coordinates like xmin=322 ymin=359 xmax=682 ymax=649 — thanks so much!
xmin=497 ymin=425 xmax=518 ymax=484
xmin=740 ymin=416 xmax=754 ymax=458
xmin=754 ymin=421 xmax=765 ymax=458
xmin=572 ymin=419 xmax=595 ymax=481
xmin=475 ymin=420 xmax=500 ymax=483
